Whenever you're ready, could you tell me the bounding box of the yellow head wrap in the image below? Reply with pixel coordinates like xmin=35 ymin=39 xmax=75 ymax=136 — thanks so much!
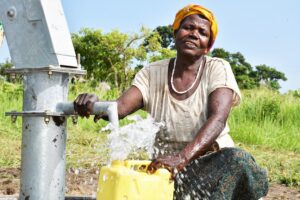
xmin=172 ymin=4 xmax=218 ymax=50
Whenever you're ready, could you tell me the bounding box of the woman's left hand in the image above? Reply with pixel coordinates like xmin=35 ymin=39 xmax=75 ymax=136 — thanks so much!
xmin=146 ymin=153 xmax=188 ymax=179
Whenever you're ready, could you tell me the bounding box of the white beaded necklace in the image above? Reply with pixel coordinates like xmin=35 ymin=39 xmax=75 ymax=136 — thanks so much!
xmin=171 ymin=57 xmax=204 ymax=94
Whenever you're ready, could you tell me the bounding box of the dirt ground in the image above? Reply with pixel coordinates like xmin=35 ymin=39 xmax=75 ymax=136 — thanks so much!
xmin=0 ymin=167 xmax=299 ymax=199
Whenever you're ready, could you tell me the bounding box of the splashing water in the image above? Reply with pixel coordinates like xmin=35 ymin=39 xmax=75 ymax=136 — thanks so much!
xmin=99 ymin=115 xmax=213 ymax=199
xmin=101 ymin=115 xmax=165 ymax=163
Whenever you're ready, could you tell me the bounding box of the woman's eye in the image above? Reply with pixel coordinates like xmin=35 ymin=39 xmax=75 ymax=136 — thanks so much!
xmin=183 ymin=25 xmax=193 ymax=30
xmin=199 ymin=30 xmax=208 ymax=36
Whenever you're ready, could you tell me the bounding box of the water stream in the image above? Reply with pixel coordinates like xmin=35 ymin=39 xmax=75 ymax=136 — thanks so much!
xmin=101 ymin=114 xmax=164 ymax=163
xmin=99 ymin=115 xmax=211 ymax=200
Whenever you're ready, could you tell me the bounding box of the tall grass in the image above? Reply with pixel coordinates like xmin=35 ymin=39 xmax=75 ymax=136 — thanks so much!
xmin=0 ymin=80 xmax=22 ymax=167
xmin=229 ymin=87 xmax=300 ymax=152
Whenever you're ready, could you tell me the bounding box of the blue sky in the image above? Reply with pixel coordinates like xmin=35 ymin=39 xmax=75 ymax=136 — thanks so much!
xmin=0 ymin=0 xmax=299 ymax=92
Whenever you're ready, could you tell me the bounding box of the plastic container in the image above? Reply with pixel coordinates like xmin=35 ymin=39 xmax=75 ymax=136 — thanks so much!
xmin=97 ymin=160 xmax=174 ymax=200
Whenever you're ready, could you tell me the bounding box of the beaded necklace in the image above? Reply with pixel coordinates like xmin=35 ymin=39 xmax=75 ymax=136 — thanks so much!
xmin=171 ymin=57 xmax=204 ymax=94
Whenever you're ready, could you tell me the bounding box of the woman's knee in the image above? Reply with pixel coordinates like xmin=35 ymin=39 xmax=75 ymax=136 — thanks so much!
xmin=220 ymin=147 xmax=255 ymax=166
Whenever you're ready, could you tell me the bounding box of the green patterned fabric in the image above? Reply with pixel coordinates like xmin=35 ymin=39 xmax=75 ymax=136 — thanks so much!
xmin=174 ymin=148 xmax=268 ymax=200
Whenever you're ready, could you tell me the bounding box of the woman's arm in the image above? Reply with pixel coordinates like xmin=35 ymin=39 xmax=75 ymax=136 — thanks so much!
xmin=147 ymin=87 xmax=233 ymax=178
xmin=74 ymin=86 xmax=144 ymax=121
xmin=116 ymin=86 xmax=144 ymax=119
xmin=181 ymin=87 xmax=233 ymax=161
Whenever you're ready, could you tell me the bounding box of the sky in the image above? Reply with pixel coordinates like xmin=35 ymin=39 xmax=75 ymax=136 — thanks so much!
xmin=0 ymin=0 xmax=299 ymax=93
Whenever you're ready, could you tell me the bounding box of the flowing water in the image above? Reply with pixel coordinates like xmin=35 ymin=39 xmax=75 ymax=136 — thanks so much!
xmin=99 ymin=115 xmax=211 ymax=200
xmin=101 ymin=114 xmax=165 ymax=163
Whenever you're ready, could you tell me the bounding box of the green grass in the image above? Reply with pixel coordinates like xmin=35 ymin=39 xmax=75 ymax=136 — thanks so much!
xmin=0 ymin=80 xmax=299 ymax=188
xmin=229 ymin=87 xmax=300 ymax=152
xmin=237 ymin=143 xmax=300 ymax=187
xmin=0 ymin=80 xmax=22 ymax=167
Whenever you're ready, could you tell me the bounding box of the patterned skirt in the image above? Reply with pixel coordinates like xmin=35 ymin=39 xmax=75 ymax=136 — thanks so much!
xmin=174 ymin=148 xmax=269 ymax=200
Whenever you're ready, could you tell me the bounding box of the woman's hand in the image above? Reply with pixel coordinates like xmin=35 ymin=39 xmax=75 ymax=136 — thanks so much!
xmin=147 ymin=153 xmax=188 ymax=180
xmin=74 ymin=93 xmax=102 ymax=121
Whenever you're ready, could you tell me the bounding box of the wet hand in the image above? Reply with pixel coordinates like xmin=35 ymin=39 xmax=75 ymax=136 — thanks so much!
xmin=147 ymin=153 xmax=188 ymax=180
xmin=73 ymin=93 xmax=99 ymax=119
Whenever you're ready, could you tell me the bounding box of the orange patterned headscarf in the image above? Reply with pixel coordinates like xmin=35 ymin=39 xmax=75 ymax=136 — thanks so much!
xmin=172 ymin=4 xmax=218 ymax=50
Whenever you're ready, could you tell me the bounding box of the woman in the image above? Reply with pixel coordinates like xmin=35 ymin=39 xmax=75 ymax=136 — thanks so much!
xmin=74 ymin=4 xmax=268 ymax=199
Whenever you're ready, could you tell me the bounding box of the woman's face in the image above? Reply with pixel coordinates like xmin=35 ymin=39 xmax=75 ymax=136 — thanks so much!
xmin=175 ymin=14 xmax=211 ymax=57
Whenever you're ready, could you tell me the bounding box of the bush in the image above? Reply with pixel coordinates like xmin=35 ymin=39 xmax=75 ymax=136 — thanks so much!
xmin=260 ymin=97 xmax=281 ymax=121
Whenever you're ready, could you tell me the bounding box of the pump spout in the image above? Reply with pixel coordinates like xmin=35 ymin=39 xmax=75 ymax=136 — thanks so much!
xmin=56 ymin=101 xmax=119 ymax=129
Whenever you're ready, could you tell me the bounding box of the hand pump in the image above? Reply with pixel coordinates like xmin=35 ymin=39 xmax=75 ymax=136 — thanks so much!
xmin=0 ymin=0 xmax=118 ymax=199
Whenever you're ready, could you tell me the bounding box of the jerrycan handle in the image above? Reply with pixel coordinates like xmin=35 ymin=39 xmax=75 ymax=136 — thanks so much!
xmin=124 ymin=160 xmax=152 ymax=173
xmin=124 ymin=160 xmax=172 ymax=178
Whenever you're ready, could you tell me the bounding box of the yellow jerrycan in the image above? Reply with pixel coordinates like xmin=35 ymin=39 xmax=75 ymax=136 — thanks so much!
xmin=97 ymin=160 xmax=174 ymax=200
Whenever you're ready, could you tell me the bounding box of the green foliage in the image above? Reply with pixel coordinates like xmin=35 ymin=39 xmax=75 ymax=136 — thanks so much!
xmin=229 ymin=87 xmax=300 ymax=151
xmin=260 ymin=97 xmax=281 ymax=120
xmin=72 ymin=26 xmax=287 ymax=91
xmin=149 ymin=48 xmax=177 ymax=63
xmin=0 ymin=59 xmax=13 ymax=81
xmin=255 ymin=64 xmax=287 ymax=90
xmin=72 ymin=27 xmax=163 ymax=91
xmin=211 ymin=48 xmax=256 ymax=89
xmin=142 ymin=26 xmax=176 ymax=62
xmin=144 ymin=25 xmax=175 ymax=49
xmin=68 ymin=80 xmax=121 ymax=101
xmin=146 ymin=26 xmax=287 ymax=91
xmin=211 ymin=48 xmax=287 ymax=90
xmin=0 ymin=80 xmax=22 ymax=167
xmin=292 ymin=90 xmax=300 ymax=98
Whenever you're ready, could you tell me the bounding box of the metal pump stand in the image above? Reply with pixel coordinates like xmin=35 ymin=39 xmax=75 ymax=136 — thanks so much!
xmin=0 ymin=0 xmax=118 ymax=199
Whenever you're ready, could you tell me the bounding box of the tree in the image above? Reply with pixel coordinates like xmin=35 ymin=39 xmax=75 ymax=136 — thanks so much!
xmin=144 ymin=25 xmax=175 ymax=50
xmin=153 ymin=25 xmax=175 ymax=49
xmin=211 ymin=48 xmax=287 ymax=90
xmin=72 ymin=26 xmax=287 ymax=91
xmin=72 ymin=27 xmax=161 ymax=90
xmin=143 ymin=25 xmax=176 ymax=62
xmin=210 ymin=48 xmax=230 ymax=60
xmin=211 ymin=48 xmax=257 ymax=89
xmin=255 ymin=64 xmax=287 ymax=90
xmin=149 ymin=48 xmax=176 ymax=63
xmin=0 ymin=59 xmax=13 ymax=81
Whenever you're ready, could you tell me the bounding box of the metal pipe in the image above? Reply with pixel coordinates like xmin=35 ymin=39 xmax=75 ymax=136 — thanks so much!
xmin=56 ymin=102 xmax=119 ymax=129
xmin=20 ymin=72 xmax=69 ymax=200
xmin=0 ymin=1 xmax=116 ymax=199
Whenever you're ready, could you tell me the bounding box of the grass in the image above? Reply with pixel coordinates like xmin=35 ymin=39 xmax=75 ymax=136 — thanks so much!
xmin=229 ymin=88 xmax=300 ymax=152
xmin=0 ymin=80 xmax=299 ymax=188
xmin=0 ymin=80 xmax=22 ymax=167
xmin=238 ymin=143 xmax=300 ymax=187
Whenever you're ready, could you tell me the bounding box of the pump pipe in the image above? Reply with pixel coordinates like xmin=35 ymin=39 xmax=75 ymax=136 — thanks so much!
xmin=56 ymin=102 xmax=119 ymax=128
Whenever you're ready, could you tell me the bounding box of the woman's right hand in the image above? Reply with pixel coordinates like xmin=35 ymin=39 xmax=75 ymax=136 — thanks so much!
xmin=73 ymin=93 xmax=99 ymax=119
